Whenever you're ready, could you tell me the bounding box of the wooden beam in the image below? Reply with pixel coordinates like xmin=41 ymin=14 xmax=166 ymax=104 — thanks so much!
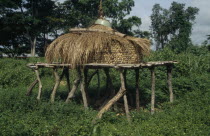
xmin=35 ymin=69 xmax=42 ymax=100
xmin=167 ymin=65 xmax=174 ymax=103
xmin=27 ymin=61 xmax=178 ymax=70
xmin=150 ymin=67 xmax=155 ymax=115
xmin=94 ymin=69 xmax=126 ymax=121
xmin=135 ymin=69 xmax=140 ymax=111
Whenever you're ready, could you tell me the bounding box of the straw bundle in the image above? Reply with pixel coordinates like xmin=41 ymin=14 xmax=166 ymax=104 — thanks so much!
xmin=45 ymin=24 xmax=150 ymax=68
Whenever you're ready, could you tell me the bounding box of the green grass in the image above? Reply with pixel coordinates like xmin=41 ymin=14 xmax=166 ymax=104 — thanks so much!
xmin=0 ymin=46 xmax=209 ymax=135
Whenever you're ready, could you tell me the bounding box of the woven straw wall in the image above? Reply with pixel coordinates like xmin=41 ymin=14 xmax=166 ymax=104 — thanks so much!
xmin=89 ymin=42 xmax=142 ymax=64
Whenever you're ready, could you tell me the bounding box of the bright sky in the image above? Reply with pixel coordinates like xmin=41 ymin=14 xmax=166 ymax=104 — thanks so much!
xmin=58 ymin=0 xmax=210 ymax=45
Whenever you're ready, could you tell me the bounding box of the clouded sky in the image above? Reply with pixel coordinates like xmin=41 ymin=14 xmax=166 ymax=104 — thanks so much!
xmin=59 ymin=0 xmax=210 ymax=44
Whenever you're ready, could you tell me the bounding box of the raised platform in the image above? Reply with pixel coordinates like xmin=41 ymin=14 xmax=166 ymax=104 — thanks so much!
xmin=27 ymin=61 xmax=178 ymax=69
xmin=26 ymin=61 xmax=178 ymax=122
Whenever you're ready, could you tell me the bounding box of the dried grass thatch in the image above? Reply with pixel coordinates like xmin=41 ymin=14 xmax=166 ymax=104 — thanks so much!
xmin=45 ymin=24 xmax=150 ymax=68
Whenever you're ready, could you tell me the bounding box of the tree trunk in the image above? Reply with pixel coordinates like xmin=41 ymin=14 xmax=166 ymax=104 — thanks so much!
xmin=30 ymin=37 xmax=37 ymax=57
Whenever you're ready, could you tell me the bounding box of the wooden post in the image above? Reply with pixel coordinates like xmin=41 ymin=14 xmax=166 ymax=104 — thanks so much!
xmin=35 ymin=68 xmax=42 ymax=100
xmin=167 ymin=65 xmax=174 ymax=103
xmin=94 ymin=69 xmax=126 ymax=121
xmin=50 ymin=68 xmax=61 ymax=103
xmin=150 ymin=67 xmax=155 ymax=115
xmin=124 ymin=94 xmax=131 ymax=122
xmin=80 ymin=68 xmax=88 ymax=109
xmin=97 ymin=68 xmax=116 ymax=110
xmin=123 ymin=69 xmax=131 ymax=123
xmin=26 ymin=79 xmax=38 ymax=96
xmin=104 ymin=68 xmax=115 ymax=96
xmin=123 ymin=70 xmax=127 ymax=87
xmin=87 ymin=70 xmax=98 ymax=88
xmin=64 ymin=68 xmax=71 ymax=92
xmin=66 ymin=69 xmax=81 ymax=103
xmin=135 ymin=69 xmax=140 ymax=111
xmin=96 ymin=69 xmax=101 ymax=98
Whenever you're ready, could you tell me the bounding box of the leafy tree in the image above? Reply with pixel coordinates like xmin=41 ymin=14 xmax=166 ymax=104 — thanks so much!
xmin=0 ymin=0 xmax=144 ymax=56
xmin=60 ymin=0 xmax=140 ymax=35
xmin=151 ymin=2 xmax=199 ymax=52
xmin=0 ymin=0 xmax=59 ymax=57
xmin=113 ymin=16 xmax=142 ymax=36
xmin=0 ymin=0 xmax=29 ymax=57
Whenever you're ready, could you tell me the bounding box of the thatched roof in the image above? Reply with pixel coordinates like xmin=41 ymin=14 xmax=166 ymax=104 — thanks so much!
xmin=45 ymin=23 xmax=150 ymax=68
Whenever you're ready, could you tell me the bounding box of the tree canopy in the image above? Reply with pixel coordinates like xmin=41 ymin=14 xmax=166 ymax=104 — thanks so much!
xmin=0 ymin=0 xmax=201 ymax=56
xmin=0 ymin=0 xmax=145 ymax=57
xmin=151 ymin=2 xmax=199 ymax=52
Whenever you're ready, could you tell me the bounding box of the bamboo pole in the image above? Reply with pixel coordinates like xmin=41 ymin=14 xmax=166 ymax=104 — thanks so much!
xmin=135 ymin=69 xmax=140 ymax=111
xmin=94 ymin=69 xmax=126 ymax=121
xmin=167 ymin=65 xmax=174 ymax=103
xmin=66 ymin=69 xmax=82 ymax=103
xmin=35 ymin=69 xmax=42 ymax=100
xmin=150 ymin=67 xmax=155 ymax=115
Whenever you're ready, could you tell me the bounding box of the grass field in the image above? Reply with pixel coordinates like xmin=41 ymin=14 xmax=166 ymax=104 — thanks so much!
xmin=0 ymin=47 xmax=210 ymax=135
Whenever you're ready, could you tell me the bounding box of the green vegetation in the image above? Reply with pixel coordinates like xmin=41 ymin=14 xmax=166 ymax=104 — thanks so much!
xmin=0 ymin=0 xmax=145 ymax=57
xmin=0 ymin=46 xmax=209 ymax=135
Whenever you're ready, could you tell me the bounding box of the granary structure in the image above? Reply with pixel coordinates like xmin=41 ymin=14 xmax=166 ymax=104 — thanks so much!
xmin=26 ymin=0 xmax=177 ymax=122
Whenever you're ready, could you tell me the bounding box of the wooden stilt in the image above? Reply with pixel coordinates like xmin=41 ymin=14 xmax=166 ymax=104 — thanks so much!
xmin=50 ymin=68 xmax=61 ymax=103
xmin=104 ymin=68 xmax=115 ymax=96
xmin=122 ymin=69 xmax=131 ymax=122
xmin=94 ymin=69 xmax=126 ymax=121
xmin=87 ymin=70 xmax=98 ymax=88
xmin=123 ymin=70 xmax=127 ymax=87
xmin=64 ymin=68 xmax=71 ymax=92
xmin=26 ymin=79 xmax=38 ymax=96
xmin=35 ymin=69 xmax=42 ymax=100
xmin=81 ymin=68 xmax=88 ymax=109
xmin=167 ymin=65 xmax=174 ymax=103
xmin=96 ymin=70 xmax=101 ymax=98
xmin=150 ymin=67 xmax=155 ymax=115
xmin=135 ymin=69 xmax=140 ymax=111
xmin=123 ymin=94 xmax=131 ymax=122
xmin=66 ymin=69 xmax=81 ymax=103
